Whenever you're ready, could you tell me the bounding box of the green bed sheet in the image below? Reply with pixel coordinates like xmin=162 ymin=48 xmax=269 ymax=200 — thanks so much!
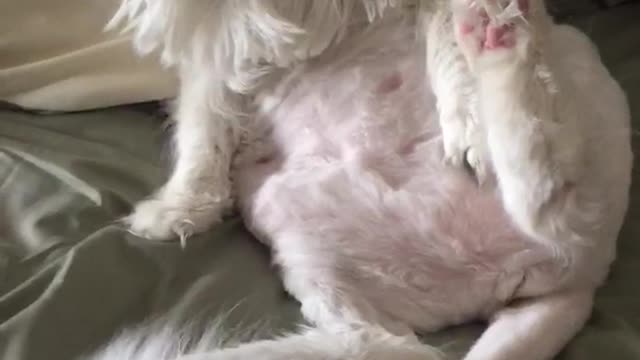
xmin=1 ymin=5 xmax=640 ymax=360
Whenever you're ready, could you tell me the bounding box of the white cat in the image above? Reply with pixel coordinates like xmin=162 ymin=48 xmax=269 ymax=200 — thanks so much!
xmin=99 ymin=0 xmax=633 ymax=359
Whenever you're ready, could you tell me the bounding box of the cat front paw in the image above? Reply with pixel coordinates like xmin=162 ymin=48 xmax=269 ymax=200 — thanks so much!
xmin=453 ymin=0 xmax=532 ymax=71
xmin=125 ymin=189 xmax=233 ymax=245
xmin=441 ymin=112 xmax=489 ymax=184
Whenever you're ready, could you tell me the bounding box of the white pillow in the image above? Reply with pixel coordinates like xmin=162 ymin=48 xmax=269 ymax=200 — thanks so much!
xmin=0 ymin=0 xmax=177 ymax=111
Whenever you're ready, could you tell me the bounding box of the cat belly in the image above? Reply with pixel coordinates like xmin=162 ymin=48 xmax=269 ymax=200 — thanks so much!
xmin=233 ymin=24 xmax=544 ymax=330
xmin=235 ymin=154 xmax=537 ymax=330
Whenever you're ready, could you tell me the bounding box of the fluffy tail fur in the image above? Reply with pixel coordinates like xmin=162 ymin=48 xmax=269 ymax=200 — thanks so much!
xmin=90 ymin=319 xmax=442 ymax=360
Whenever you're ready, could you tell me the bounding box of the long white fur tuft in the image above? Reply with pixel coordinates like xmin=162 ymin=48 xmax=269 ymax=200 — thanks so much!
xmin=89 ymin=318 xmax=443 ymax=360
xmin=88 ymin=316 xmax=263 ymax=360
xmin=105 ymin=0 xmax=420 ymax=123
xmin=107 ymin=0 xmax=409 ymax=66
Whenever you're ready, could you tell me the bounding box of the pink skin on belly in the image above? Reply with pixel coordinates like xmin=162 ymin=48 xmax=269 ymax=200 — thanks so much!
xmin=376 ymin=72 xmax=404 ymax=94
xmin=232 ymin=24 xmax=543 ymax=330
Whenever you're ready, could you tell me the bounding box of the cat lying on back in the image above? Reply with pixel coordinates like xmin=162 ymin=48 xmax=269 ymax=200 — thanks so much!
xmin=98 ymin=0 xmax=632 ymax=359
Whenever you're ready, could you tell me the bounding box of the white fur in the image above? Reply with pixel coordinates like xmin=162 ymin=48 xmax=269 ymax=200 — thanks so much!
xmin=102 ymin=0 xmax=633 ymax=359
xmin=115 ymin=0 xmax=415 ymax=241
xmin=424 ymin=6 xmax=488 ymax=182
xmin=92 ymin=320 xmax=441 ymax=360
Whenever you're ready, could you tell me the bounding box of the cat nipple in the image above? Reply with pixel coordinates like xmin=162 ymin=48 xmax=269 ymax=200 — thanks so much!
xmin=376 ymin=72 xmax=403 ymax=94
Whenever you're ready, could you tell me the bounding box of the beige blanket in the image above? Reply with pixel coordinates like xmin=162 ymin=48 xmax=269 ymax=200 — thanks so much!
xmin=0 ymin=0 xmax=177 ymax=111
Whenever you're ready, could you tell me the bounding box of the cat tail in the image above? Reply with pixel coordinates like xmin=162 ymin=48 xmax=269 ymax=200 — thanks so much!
xmin=88 ymin=319 xmax=443 ymax=360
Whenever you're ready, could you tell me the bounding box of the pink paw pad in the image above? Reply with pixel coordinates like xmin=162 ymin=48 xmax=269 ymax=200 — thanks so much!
xmin=459 ymin=21 xmax=477 ymax=35
xmin=485 ymin=23 xmax=515 ymax=49
xmin=457 ymin=0 xmax=529 ymax=52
